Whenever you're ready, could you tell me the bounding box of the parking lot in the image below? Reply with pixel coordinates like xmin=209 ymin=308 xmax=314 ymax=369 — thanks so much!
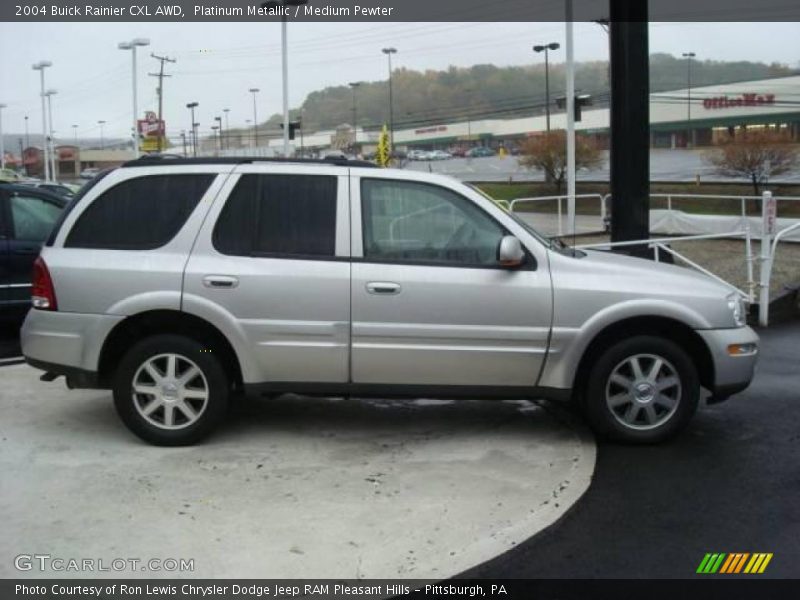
xmin=1 ymin=318 xmax=797 ymax=579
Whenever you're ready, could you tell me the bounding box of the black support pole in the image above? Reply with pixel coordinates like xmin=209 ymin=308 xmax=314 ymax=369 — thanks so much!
xmin=609 ymin=0 xmax=650 ymax=254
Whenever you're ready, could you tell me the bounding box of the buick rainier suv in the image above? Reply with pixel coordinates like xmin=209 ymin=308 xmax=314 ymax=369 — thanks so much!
xmin=21 ymin=156 xmax=759 ymax=445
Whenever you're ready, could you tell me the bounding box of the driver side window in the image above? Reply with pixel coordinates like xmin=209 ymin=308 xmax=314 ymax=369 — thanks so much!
xmin=361 ymin=179 xmax=504 ymax=266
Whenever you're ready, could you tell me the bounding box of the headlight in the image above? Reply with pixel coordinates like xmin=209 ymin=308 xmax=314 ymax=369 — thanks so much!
xmin=727 ymin=294 xmax=746 ymax=327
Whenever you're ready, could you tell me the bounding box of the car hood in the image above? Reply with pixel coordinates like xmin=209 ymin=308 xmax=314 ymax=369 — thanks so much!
xmin=548 ymin=247 xmax=740 ymax=329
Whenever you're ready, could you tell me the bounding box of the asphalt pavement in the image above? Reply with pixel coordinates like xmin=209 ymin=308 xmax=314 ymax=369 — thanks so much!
xmin=463 ymin=319 xmax=800 ymax=579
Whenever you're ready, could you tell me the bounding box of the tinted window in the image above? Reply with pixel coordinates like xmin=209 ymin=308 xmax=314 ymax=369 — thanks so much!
xmin=213 ymin=174 xmax=337 ymax=258
xmin=10 ymin=194 xmax=64 ymax=242
xmin=65 ymin=174 xmax=214 ymax=249
xmin=361 ymin=179 xmax=505 ymax=266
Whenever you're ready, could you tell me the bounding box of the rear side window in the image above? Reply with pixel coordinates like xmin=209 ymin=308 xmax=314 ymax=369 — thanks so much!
xmin=65 ymin=174 xmax=214 ymax=249
xmin=213 ymin=174 xmax=337 ymax=258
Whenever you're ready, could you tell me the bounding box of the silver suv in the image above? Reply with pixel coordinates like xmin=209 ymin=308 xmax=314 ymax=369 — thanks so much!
xmin=21 ymin=157 xmax=759 ymax=445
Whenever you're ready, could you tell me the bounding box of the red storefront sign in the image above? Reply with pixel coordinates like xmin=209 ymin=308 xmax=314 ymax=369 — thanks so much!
xmin=703 ymin=93 xmax=776 ymax=110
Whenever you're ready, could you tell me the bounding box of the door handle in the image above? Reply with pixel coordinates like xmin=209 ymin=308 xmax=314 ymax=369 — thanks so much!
xmin=13 ymin=247 xmax=39 ymax=255
xmin=366 ymin=281 xmax=401 ymax=295
xmin=202 ymin=275 xmax=239 ymax=289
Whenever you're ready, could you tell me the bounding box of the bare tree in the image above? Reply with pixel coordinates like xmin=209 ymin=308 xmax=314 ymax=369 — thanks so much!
xmin=706 ymin=129 xmax=798 ymax=196
xmin=518 ymin=130 xmax=604 ymax=194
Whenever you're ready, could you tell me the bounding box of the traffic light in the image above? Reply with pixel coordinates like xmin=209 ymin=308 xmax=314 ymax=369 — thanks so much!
xmin=280 ymin=120 xmax=302 ymax=141
xmin=555 ymin=94 xmax=593 ymax=122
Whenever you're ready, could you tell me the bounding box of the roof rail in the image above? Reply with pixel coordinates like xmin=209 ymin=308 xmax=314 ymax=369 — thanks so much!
xmin=120 ymin=155 xmax=378 ymax=169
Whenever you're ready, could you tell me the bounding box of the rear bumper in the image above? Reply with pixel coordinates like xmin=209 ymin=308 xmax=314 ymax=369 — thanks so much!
xmin=25 ymin=357 xmax=100 ymax=389
xmin=697 ymin=326 xmax=759 ymax=401
xmin=21 ymin=309 xmax=122 ymax=377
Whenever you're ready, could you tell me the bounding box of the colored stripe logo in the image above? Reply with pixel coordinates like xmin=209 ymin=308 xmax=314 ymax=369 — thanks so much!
xmin=697 ymin=553 xmax=773 ymax=574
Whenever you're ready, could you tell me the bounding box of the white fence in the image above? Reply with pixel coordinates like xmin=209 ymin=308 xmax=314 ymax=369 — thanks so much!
xmin=509 ymin=191 xmax=799 ymax=326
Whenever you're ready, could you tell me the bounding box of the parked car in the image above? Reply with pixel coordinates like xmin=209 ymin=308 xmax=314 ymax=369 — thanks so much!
xmin=22 ymin=156 xmax=758 ymax=446
xmin=79 ymin=167 xmax=101 ymax=180
xmin=0 ymin=183 xmax=67 ymax=317
xmin=449 ymin=148 xmax=467 ymax=158
xmin=428 ymin=150 xmax=452 ymax=161
xmin=20 ymin=180 xmax=77 ymax=199
xmin=467 ymin=146 xmax=496 ymax=158
xmin=407 ymin=149 xmax=429 ymax=161
xmin=0 ymin=168 xmax=27 ymax=183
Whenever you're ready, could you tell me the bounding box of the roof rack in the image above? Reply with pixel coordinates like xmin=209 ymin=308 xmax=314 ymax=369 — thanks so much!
xmin=120 ymin=155 xmax=378 ymax=169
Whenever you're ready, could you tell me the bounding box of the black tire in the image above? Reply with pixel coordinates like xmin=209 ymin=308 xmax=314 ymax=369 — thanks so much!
xmin=583 ymin=335 xmax=699 ymax=444
xmin=113 ymin=334 xmax=229 ymax=446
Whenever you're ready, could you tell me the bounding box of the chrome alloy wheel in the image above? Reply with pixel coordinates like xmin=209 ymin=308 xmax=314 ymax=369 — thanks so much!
xmin=605 ymin=353 xmax=682 ymax=431
xmin=131 ymin=353 xmax=209 ymax=430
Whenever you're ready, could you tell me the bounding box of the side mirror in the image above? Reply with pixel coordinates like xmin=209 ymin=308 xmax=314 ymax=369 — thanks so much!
xmin=498 ymin=235 xmax=525 ymax=268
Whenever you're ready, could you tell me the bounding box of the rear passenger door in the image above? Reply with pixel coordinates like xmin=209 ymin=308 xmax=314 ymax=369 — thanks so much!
xmin=0 ymin=190 xmax=9 ymax=307
xmin=182 ymin=165 xmax=351 ymax=385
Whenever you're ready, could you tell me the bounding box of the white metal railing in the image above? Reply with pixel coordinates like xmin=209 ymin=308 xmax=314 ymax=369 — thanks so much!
xmin=509 ymin=194 xmax=607 ymax=236
xmin=508 ymin=190 xmax=798 ymax=326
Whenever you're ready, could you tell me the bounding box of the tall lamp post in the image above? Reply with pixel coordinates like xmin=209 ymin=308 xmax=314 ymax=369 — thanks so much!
xmin=186 ymin=102 xmax=198 ymax=156
xmin=223 ymin=108 xmax=230 ymax=149
xmin=118 ymin=38 xmax=150 ymax=158
xmin=262 ymin=0 xmax=309 ymax=157
xmin=45 ymin=89 xmax=57 ymax=179
xmin=533 ymin=42 xmax=560 ymax=132
xmin=0 ymin=103 xmax=6 ymax=170
xmin=349 ymin=81 xmax=362 ymax=150
xmin=214 ymin=116 xmax=223 ymax=154
xmin=382 ymin=47 xmax=397 ymax=149
xmin=248 ymin=88 xmax=259 ymax=148
xmin=97 ymin=120 xmax=106 ymax=149
xmin=682 ymin=52 xmax=696 ymax=148
xmin=32 ymin=60 xmax=52 ymax=181
xmin=211 ymin=125 xmax=220 ymax=156
xmin=72 ymin=124 xmax=78 ymax=146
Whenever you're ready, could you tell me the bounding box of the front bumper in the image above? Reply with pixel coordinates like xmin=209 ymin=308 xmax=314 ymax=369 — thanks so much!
xmin=697 ymin=326 xmax=759 ymax=401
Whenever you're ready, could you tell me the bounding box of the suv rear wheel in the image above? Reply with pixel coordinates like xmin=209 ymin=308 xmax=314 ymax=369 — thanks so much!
xmin=113 ymin=335 xmax=229 ymax=446
xmin=583 ymin=335 xmax=699 ymax=443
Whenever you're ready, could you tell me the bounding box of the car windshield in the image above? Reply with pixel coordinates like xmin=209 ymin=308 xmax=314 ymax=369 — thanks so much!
xmin=464 ymin=183 xmax=554 ymax=249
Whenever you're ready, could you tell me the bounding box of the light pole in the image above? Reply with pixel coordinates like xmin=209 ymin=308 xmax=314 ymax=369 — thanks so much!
xmin=214 ymin=116 xmax=222 ymax=154
xmin=0 ymin=103 xmax=6 ymax=170
xmin=382 ymin=47 xmax=397 ymax=149
xmin=186 ymin=102 xmax=198 ymax=156
xmin=45 ymin=89 xmax=57 ymax=179
xmin=72 ymin=124 xmax=78 ymax=146
xmin=98 ymin=120 xmax=106 ymax=149
xmin=223 ymin=108 xmax=230 ymax=149
xmin=262 ymin=1 xmax=309 ymax=157
xmin=682 ymin=52 xmax=696 ymax=148
xmin=118 ymin=38 xmax=150 ymax=158
xmin=32 ymin=60 xmax=52 ymax=181
xmin=24 ymin=116 xmax=30 ymax=175
xmin=248 ymin=88 xmax=259 ymax=148
xmin=533 ymin=42 xmax=560 ymax=132
xmin=349 ymin=81 xmax=362 ymax=150
xmin=211 ymin=125 xmax=220 ymax=156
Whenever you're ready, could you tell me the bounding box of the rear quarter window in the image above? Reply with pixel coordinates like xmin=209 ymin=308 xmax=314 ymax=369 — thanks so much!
xmin=65 ymin=174 xmax=215 ymax=250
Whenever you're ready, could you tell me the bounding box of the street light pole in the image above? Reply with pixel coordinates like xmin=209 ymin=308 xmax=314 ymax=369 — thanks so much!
xmin=211 ymin=125 xmax=220 ymax=156
xmin=382 ymin=47 xmax=397 ymax=150
xmin=118 ymin=38 xmax=150 ymax=158
xmin=72 ymin=124 xmax=78 ymax=146
xmin=98 ymin=120 xmax=106 ymax=149
xmin=32 ymin=60 xmax=52 ymax=181
xmin=248 ymin=88 xmax=259 ymax=148
xmin=349 ymin=81 xmax=361 ymax=150
xmin=45 ymin=89 xmax=57 ymax=179
xmin=533 ymin=42 xmax=560 ymax=133
xmin=0 ymin=103 xmax=6 ymax=170
xmin=682 ymin=52 xmax=696 ymax=148
xmin=186 ymin=102 xmax=198 ymax=156
xmin=214 ymin=116 xmax=223 ymax=155
xmin=223 ymin=108 xmax=230 ymax=149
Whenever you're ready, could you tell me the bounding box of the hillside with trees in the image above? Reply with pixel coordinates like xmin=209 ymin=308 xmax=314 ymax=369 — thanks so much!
xmin=250 ymin=53 xmax=794 ymax=135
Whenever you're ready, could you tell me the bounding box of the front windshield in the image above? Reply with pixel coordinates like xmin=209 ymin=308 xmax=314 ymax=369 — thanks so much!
xmin=464 ymin=183 xmax=555 ymax=249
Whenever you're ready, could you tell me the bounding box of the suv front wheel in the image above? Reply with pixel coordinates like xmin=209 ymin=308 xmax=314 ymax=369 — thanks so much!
xmin=113 ymin=335 xmax=229 ymax=446
xmin=583 ymin=335 xmax=699 ymax=443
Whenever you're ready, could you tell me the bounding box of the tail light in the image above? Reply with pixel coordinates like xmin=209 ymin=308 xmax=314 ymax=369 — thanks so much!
xmin=32 ymin=256 xmax=58 ymax=311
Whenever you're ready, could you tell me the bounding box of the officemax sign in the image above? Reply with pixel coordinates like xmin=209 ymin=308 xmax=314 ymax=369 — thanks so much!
xmin=703 ymin=93 xmax=776 ymax=109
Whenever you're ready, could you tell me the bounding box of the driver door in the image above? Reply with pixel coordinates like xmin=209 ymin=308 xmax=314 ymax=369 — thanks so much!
xmin=349 ymin=175 xmax=552 ymax=389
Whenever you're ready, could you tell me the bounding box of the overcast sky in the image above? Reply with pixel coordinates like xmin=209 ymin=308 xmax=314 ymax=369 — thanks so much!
xmin=1 ymin=21 xmax=798 ymax=141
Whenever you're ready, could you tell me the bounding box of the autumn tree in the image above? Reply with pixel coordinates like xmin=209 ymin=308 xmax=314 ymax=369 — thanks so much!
xmin=706 ymin=129 xmax=798 ymax=196
xmin=518 ymin=130 xmax=604 ymax=194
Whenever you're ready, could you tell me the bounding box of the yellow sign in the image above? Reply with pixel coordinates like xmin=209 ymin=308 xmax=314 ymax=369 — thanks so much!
xmin=141 ymin=137 xmax=166 ymax=152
